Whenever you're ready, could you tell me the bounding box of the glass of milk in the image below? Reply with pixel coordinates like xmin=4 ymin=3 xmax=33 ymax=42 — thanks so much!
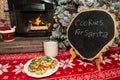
xmin=43 ymin=40 xmax=58 ymax=57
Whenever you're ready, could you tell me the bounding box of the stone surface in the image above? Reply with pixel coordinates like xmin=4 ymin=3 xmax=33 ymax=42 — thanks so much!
xmin=0 ymin=37 xmax=49 ymax=54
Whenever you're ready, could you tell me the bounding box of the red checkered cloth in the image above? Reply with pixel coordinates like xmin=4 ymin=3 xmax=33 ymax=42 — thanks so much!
xmin=0 ymin=47 xmax=120 ymax=80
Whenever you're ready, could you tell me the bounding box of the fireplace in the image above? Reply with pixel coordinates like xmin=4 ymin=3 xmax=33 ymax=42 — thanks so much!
xmin=8 ymin=0 xmax=57 ymax=37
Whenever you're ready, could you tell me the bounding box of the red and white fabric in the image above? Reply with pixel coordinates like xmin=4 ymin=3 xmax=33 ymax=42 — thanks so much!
xmin=0 ymin=47 xmax=120 ymax=80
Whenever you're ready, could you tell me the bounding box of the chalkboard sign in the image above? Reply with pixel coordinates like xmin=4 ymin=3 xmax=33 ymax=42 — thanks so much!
xmin=67 ymin=8 xmax=118 ymax=61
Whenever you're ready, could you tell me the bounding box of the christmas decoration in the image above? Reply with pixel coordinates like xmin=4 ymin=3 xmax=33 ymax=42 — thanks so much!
xmin=0 ymin=19 xmax=16 ymax=42
xmin=0 ymin=0 xmax=16 ymax=42
xmin=50 ymin=0 xmax=120 ymax=49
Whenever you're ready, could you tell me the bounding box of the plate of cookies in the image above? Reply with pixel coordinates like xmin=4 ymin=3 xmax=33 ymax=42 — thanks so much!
xmin=24 ymin=56 xmax=59 ymax=78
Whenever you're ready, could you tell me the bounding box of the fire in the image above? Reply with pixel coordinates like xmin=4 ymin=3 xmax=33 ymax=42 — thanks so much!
xmin=29 ymin=16 xmax=45 ymax=26
xmin=34 ymin=17 xmax=41 ymax=26
xmin=47 ymin=22 xmax=52 ymax=28
xmin=34 ymin=17 xmax=46 ymax=26
xmin=28 ymin=16 xmax=52 ymax=30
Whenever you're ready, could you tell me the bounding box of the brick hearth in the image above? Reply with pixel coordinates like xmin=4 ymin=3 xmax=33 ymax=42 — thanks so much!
xmin=0 ymin=37 xmax=49 ymax=54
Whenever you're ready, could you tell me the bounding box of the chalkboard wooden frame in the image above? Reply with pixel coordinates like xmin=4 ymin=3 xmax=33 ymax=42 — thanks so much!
xmin=67 ymin=8 xmax=119 ymax=61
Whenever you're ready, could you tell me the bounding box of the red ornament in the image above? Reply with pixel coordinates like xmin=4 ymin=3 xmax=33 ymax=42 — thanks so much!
xmin=0 ymin=18 xmax=6 ymax=23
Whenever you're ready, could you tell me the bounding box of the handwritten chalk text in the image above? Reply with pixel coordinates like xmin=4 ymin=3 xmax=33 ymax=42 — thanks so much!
xmin=75 ymin=29 xmax=108 ymax=38
xmin=75 ymin=19 xmax=104 ymax=26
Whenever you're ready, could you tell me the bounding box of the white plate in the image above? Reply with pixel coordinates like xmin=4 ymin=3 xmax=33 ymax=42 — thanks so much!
xmin=24 ymin=57 xmax=59 ymax=78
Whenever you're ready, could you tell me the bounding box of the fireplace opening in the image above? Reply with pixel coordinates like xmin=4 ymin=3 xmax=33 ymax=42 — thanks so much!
xmin=8 ymin=0 xmax=57 ymax=37
xmin=19 ymin=10 xmax=53 ymax=37
xmin=28 ymin=14 xmax=52 ymax=31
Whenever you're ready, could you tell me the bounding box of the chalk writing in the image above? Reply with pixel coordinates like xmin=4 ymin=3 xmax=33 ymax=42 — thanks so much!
xmin=75 ymin=19 xmax=104 ymax=26
xmin=75 ymin=29 xmax=108 ymax=38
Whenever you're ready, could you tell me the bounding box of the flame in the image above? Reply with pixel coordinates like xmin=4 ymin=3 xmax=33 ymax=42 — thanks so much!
xmin=35 ymin=17 xmax=41 ymax=26
xmin=34 ymin=17 xmax=45 ymax=26
xmin=28 ymin=16 xmax=52 ymax=30
xmin=47 ymin=22 xmax=51 ymax=28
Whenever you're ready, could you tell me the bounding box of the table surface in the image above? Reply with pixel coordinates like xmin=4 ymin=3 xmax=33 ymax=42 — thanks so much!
xmin=0 ymin=47 xmax=120 ymax=80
